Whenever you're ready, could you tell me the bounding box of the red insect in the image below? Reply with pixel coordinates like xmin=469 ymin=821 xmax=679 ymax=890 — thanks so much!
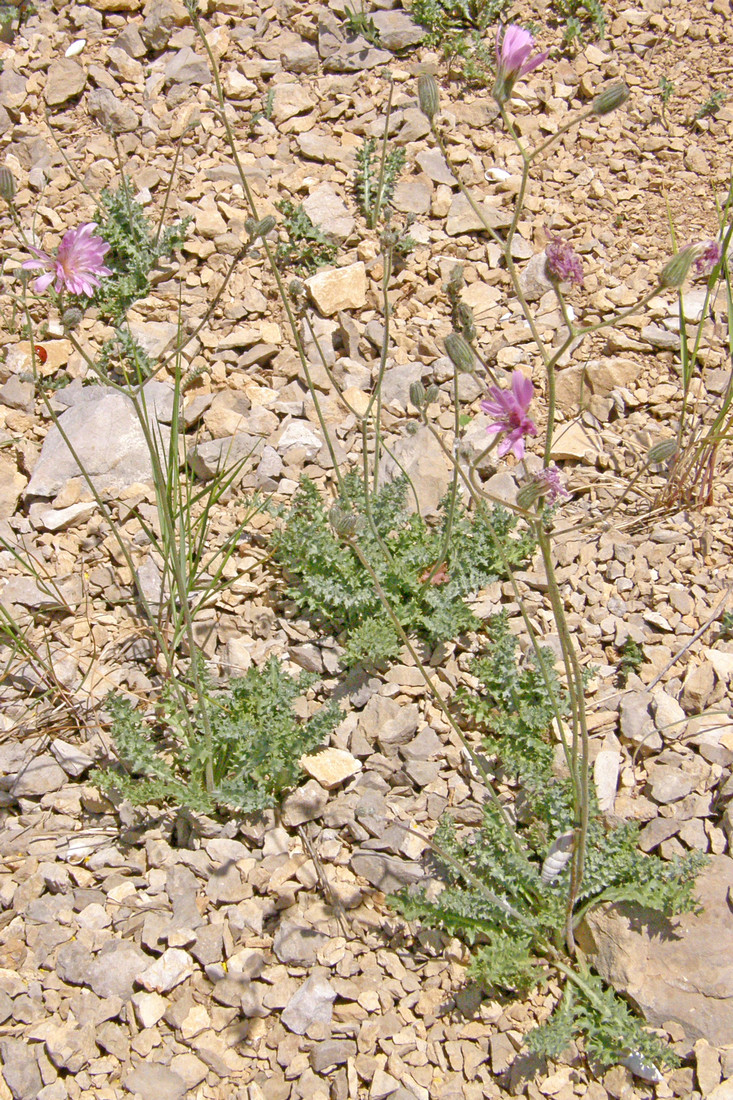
xmin=35 ymin=346 xmax=47 ymax=365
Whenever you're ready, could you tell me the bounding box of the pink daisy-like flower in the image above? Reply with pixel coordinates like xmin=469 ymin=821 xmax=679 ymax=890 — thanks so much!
xmin=22 ymin=223 xmax=112 ymax=297
xmin=481 ymin=370 xmax=538 ymax=460
xmin=494 ymin=24 xmax=549 ymax=105
xmin=545 ymin=235 xmax=584 ymax=288
xmin=693 ymin=239 xmax=722 ymax=277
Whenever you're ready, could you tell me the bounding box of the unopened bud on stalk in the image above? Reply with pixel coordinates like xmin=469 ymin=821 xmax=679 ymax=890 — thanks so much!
xmin=647 ymin=438 xmax=678 ymax=464
xmin=62 ymin=307 xmax=84 ymax=331
xmin=0 ymin=166 xmax=15 ymax=203
xmin=417 ymin=74 xmax=440 ymax=120
xmin=444 ymin=332 xmax=475 ymax=373
xmin=409 ymin=380 xmax=426 ymax=409
xmin=516 ymin=480 xmax=544 ymax=510
xmin=659 ymin=246 xmax=699 ymax=289
xmin=591 ymin=83 xmax=630 ymax=116
xmin=288 ymin=278 xmax=305 ymax=303
xmin=253 ymin=215 xmax=276 ymax=239
xmin=329 ymin=505 xmax=358 ymax=541
xmin=424 ymin=383 xmax=440 ymax=404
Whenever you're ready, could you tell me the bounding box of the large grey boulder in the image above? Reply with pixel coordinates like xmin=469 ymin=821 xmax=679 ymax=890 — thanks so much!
xmin=25 ymin=383 xmax=173 ymax=499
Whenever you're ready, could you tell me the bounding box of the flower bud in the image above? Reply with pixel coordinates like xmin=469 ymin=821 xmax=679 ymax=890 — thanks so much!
xmin=0 ymin=166 xmax=16 ymax=203
xmin=444 ymin=332 xmax=475 ymax=373
xmin=288 ymin=278 xmax=305 ymax=303
xmin=254 ymin=215 xmax=276 ymax=239
xmin=424 ymin=384 xmax=440 ymax=405
xmin=647 ymin=438 xmax=677 ymax=464
xmin=417 ymin=74 xmax=440 ymax=121
xmin=62 ymin=307 xmax=84 ymax=331
xmin=659 ymin=246 xmax=698 ymax=289
xmin=516 ymin=481 xmax=544 ymax=510
xmin=409 ymin=380 xmax=426 ymax=409
xmin=329 ymin=505 xmax=358 ymax=540
xmin=591 ymin=83 xmax=630 ymax=116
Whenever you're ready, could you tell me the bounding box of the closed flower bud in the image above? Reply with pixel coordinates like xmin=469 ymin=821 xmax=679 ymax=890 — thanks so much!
xmin=444 ymin=332 xmax=475 ymax=373
xmin=417 ymin=74 xmax=440 ymax=120
xmin=592 ymin=83 xmax=630 ymax=116
xmin=659 ymin=246 xmax=698 ymax=288
xmin=647 ymin=438 xmax=677 ymax=464
xmin=62 ymin=307 xmax=84 ymax=331
xmin=516 ymin=481 xmax=544 ymax=510
xmin=254 ymin=215 xmax=276 ymax=239
xmin=409 ymin=380 xmax=426 ymax=408
xmin=0 ymin=166 xmax=15 ymax=203
xmin=424 ymin=384 xmax=440 ymax=404
xmin=329 ymin=505 xmax=358 ymax=540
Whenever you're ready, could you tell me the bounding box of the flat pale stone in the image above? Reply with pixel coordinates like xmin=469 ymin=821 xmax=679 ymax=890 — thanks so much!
xmin=305 ymin=263 xmax=367 ymax=315
xmin=593 ymin=750 xmax=620 ymax=813
xmin=446 ymin=193 xmax=511 ymax=236
xmin=45 ymin=59 xmax=86 ymax=106
xmin=549 ymin=420 xmax=602 ymax=462
xmin=300 ymin=748 xmax=361 ymax=790
xmin=138 ymin=948 xmax=194 ymax=993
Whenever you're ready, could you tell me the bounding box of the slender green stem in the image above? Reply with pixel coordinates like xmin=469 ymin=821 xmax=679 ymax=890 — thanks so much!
xmin=371 ymin=79 xmax=395 ymax=230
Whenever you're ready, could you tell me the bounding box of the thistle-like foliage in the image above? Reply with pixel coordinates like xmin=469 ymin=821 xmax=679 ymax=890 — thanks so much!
xmin=355 ymin=139 xmax=406 ymax=228
xmin=457 ymin=612 xmax=561 ymax=778
xmin=271 ymin=475 xmax=533 ymax=666
xmin=390 ymin=619 xmax=704 ymax=1070
xmin=93 ymin=658 xmax=339 ymax=813
xmin=94 ymin=178 xmax=190 ymax=322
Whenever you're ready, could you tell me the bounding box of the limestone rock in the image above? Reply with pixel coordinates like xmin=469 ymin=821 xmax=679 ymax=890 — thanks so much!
xmin=305 ymin=263 xmax=367 ymax=315
xmin=578 ymin=856 xmax=733 ymax=1045
xmin=446 ymin=193 xmax=511 ymax=236
xmin=139 ymin=948 xmax=195 ymax=993
xmin=549 ymin=418 xmax=602 ymax=462
xmin=124 ymin=1064 xmax=187 ymax=1100
xmin=140 ymin=0 xmax=189 ymax=51
xmin=302 ymin=183 xmax=354 ymax=242
xmin=380 ymin=425 xmax=453 ymax=515
xmin=273 ymin=921 xmax=328 ymax=967
xmin=270 ymin=84 xmax=316 ymax=124
xmin=0 ymin=454 xmax=26 ymax=519
xmin=281 ymin=975 xmax=336 ymax=1035
xmin=370 ymin=9 xmax=426 ymax=49
xmin=45 ymin=60 xmax=86 ymax=107
xmin=25 ymin=384 xmax=173 ymax=499
xmin=300 ymin=748 xmax=361 ymax=789
xmin=87 ymin=87 xmax=139 ymax=133
xmin=165 ymin=46 xmax=210 ymax=86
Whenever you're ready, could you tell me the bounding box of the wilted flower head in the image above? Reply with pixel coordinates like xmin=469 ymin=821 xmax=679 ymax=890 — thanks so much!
xmin=694 ymin=239 xmax=722 ymax=276
xmin=22 ymin=223 xmax=111 ymax=296
xmin=545 ymin=235 xmax=584 ymax=288
xmin=537 ymin=464 xmax=569 ymax=503
xmin=660 ymin=239 xmax=722 ymax=288
xmin=481 ymin=370 xmax=537 ymax=460
xmin=494 ymin=25 xmax=549 ymax=105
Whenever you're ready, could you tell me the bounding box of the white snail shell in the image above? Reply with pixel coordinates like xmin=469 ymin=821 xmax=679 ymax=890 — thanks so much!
xmin=540 ymin=830 xmax=574 ymax=885
xmin=619 ymin=1052 xmax=664 ymax=1083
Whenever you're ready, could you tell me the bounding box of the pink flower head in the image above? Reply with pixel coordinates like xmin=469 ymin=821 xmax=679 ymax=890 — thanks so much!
xmin=22 ymin=222 xmax=111 ymax=297
xmin=545 ymin=235 xmax=584 ymax=288
xmin=481 ymin=370 xmax=537 ymax=460
xmin=694 ymin=239 xmax=722 ymax=277
xmin=494 ymin=25 xmax=549 ymax=104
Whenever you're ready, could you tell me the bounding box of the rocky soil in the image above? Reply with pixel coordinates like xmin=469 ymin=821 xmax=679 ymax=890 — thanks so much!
xmin=1 ymin=0 xmax=733 ymax=1098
